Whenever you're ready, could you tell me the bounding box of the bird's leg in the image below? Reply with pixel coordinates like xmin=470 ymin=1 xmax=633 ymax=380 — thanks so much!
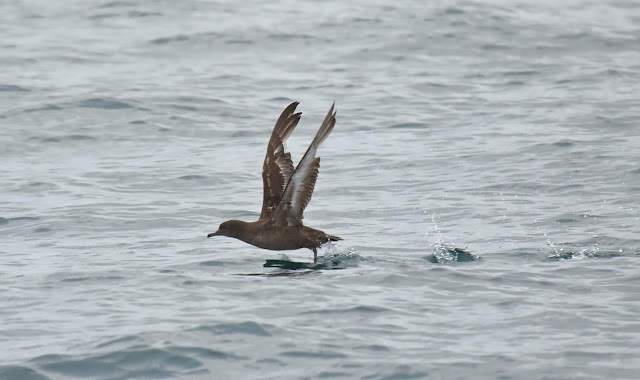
xmin=313 ymin=248 xmax=318 ymax=263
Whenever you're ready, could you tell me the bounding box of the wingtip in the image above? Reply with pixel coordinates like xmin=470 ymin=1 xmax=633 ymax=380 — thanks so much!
xmin=326 ymin=101 xmax=336 ymax=118
xmin=283 ymin=101 xmax=300 ymax=113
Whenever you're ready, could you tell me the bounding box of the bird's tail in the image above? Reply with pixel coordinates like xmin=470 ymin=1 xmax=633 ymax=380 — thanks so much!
xmin=327 ymin=234 xmax=342 ymax=242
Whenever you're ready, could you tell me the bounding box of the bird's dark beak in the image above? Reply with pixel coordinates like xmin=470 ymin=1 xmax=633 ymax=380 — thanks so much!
xmin=207 ymin=231 xmax=218 ymax=238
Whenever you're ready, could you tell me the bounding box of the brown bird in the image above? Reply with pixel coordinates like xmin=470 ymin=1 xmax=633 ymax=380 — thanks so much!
xmin=207 ymin=101 xmax=342 ymax=262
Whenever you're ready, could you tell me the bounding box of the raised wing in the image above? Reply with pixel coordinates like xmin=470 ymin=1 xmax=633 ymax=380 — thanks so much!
xmin=260 ymin=102 xmax=302 ymax=220
xmin=272 ymin=103 xmax=336 ymax=226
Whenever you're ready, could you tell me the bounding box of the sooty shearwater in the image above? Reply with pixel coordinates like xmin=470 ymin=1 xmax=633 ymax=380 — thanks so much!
xmin=207 ymin=101 xmax=342 ymax=262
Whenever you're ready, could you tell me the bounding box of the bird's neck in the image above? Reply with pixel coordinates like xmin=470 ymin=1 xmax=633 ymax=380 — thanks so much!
xmin=227 ymin=220 xmax=253 ymax=244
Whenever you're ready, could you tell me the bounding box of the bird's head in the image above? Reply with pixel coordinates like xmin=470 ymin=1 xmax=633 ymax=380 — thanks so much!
xmin=207 ymin=220 xmax=248 ymax=239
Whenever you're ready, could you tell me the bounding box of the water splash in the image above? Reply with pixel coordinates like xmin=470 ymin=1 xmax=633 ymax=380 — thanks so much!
xmin=426 ymin=243 xmax=478 ymax=263
xmin=428 ymin=213 xmax=443 ymax=247
xmin=318 ymin=248 xmax=362 ymax=268
xmin=423 ymin=213 xmax=479 ymax=263
xmin=546 ymin=238 xmax=563 ymax=256
xmin=547 ymin=245 xmax=604 ymax=260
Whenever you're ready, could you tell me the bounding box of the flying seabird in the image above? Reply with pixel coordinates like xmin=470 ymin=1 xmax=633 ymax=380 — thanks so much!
xmin=207 ymin=101 xmax=342 ymax=262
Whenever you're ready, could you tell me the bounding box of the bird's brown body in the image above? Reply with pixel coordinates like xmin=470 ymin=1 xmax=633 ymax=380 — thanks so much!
xmin=207 ymin=102 xmax=341 ymax=261
xmin=208 ymin=220 xmax=341 ymax=251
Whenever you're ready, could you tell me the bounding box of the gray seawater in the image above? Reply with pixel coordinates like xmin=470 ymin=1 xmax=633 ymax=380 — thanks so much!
xmin=2 ymin=0 xmax=640 ymax=379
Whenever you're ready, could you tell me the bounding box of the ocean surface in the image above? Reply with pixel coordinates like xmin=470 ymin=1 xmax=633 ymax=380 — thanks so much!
xmin=2 ymin=0 xmax=640 ymax=379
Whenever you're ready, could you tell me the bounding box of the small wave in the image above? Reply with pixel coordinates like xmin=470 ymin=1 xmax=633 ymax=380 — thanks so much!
xmin=351 ymin=16 xmax=382 ymax=23
xmin=170 ymin=346 xmax=242 ymax=360
xmin=502 ymin=70 xmax=541 ymax=77
xmin=443 ymin=7 xmax=465 ymax=14
xmin=302 ymin=305 xmax=390 ymax=315
xmin=0 ymin=365 xmax=49 ymax=380
xmin=34 ymin=135 xmax=96 ymax=143
xmin=35 ymin=349 xmax=200 ymax=378
xmin=199 ymin=260 xmax=225 ymax=267
xmin=35 ymin=356 xmax=126 ymax=378
xmin=150 ymin=35 xmax=189 ymax=45
xmin=482 ymin=43 xmax=509 ymax=50
xmin=9 ymin=216 xmax=40 ymax=221
xmin=269 ymin=96 xmax=295 ymax=102
xmin=58 ymin=274 xmax=125 ymax=283
xmin=31 ymin=345 xmax=238 ymax=379
xmin=69 ymin=134 xmax=95 ymax=140
xmin=552 ymin=140 xmax=575 ymax=147
xmin=0 ymin=84 xmax=29 ymax=92
xmin=127 ymin=11 xmax=162 ymax=18
xmin=548 ymin=183 xmax=584 ymax=193
xmin=169 ymin=104 xmax=198 ymax=111
xmin=318 ymin=371 xmax=351 ymax=378
xmin=268 ymin=33 xmax=315 ymax=41
xmin=355 ymin=344 xmax=390 ymax=351
xmin=178 ymin=175 xmax=207 ymax=181
xmin=555 ymin=218 xmax=578 ymax=224
xmin=23 ymin=104 xmax=63 ymax=113
xmin=231 ymin=130 xmax=252 ymax=137
xmin=225 ymin=39 xmax=254 ymax=45
xmin=190 ymin=321 xmax=271 ymax=337
xmin=87 ymin=13 xmax=118 ymax=20
xmin=379 ymin=368 xmax=429 ymax=380
xmin=98 ymin=1 xmax=136 ymax=8
xmin=279 ymin=350 xmax=347 ymax=359
xmin=90 ymin=9 xmax=161 ymax=19
xmin=78 ymin=98 xmax=133 ymax=109
xmin=556 ymin=32 xmax=589 ymax=40
xmin=388 ymin=123 xmax=427 ymax=130
xmin=94 ymin=335 xmax=140 ymax=349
